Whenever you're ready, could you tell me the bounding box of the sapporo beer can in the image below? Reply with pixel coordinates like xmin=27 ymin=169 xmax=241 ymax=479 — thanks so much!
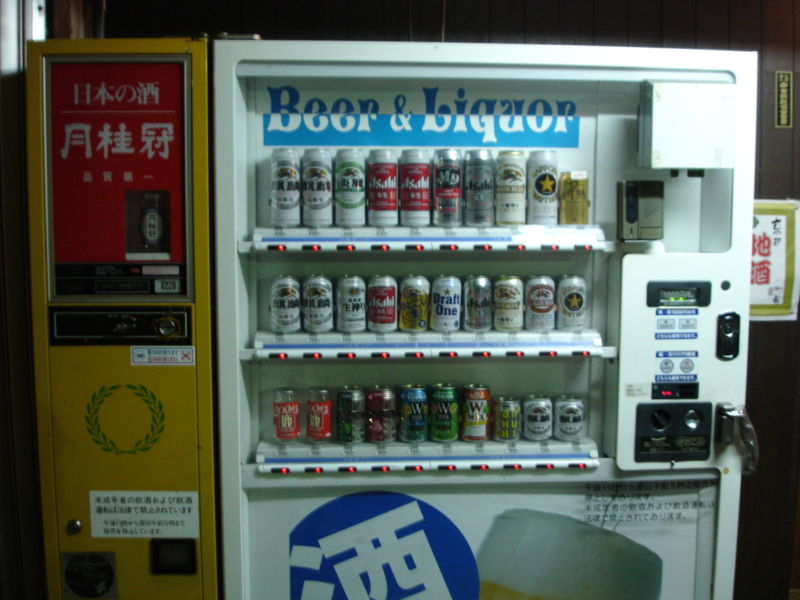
xmin=495 ymin=151 xmax=526 ymax=225
xmin=493 ymin=275 xmax=524 ymax=331
xmin=554 ymin=396 xmax=584 ymax=441
xmin=367 ymin=149 xmax=398 ymax=226
xmin=302 ymin=275 xmax=333 ymax=333
xmin=430 ymin=275 xmax=462 ymax=332
xmin=399 ymin=275 xmax=430 ymax=332
xmin=527 ymin=150 xmax=559 ymax=225
xmin=367 ymin=275 xmax=398 ymax=332
xmin=270 ymin=276 xmax=301 ymax=333
xmin=337 ymin=386 xmax=365 ymax=443
xmin=306 ymin=387 xmax=333 ymax=442
xmin=525 ymin=275 xmax=556 ymax=331
xmin=493 ymin=396 xmax=521 ymax=441
xmin=462 ymin=383 xmax=491 ymax=442
xmin=522 ymin=395 xmax=552 ymax=441
xmin=336 ymin=275 xmax=366 ymax=333
xmin=366 ymin=385 xmax=397 ymax=443
xmin=429 ymin=383 xmax=460 ymax=442
xmin=433 ymin=149 xmax=462 ymax=226
xmin=334 ymin=148 xmax=366 ymax=227
xmin=400 ymin=149 xmax=431 ymax=226
xmin=270 ymin=148 xmax=301 ymax=227
xmin=559 ymin=171 xmax=590 ymax=225
xmin=463 ymin=275 xmax=493 ymax=332
xmin=272 ymin=387 xmax=300 ymax=442
xmin=399 ymin=384 xmax=428 ymax=443
xmin=557 ymin=275 xmax=588 ymax=331
xmin=301 ymin=148 xmax=333 ymax=227
xmin=465 ymin=149 xmax=494 ymax=226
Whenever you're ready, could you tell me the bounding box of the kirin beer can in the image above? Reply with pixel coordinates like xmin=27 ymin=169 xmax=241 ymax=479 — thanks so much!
xmin=462 ymin=383 xmax=491 ymax=442
xmin=334 ymin=149 xmax=366 ymax=227
xmin=493 ymin=396 xmax=521 ymax=441
xmin=399 ymin=384 xmax=428 ymax=442
xmin=400 ymin=149 xmax=431 ymax=226
xmin=433 ymin=149 xmax=462 ymax=226
xmin=429 ymin=383 xmax=459 ymax=442
xmin=269 ymin=275 xmax=301 ymax=333
xmin=367 ymin=275 xmax=398 ymax=332
xmin=522 ymin=395 xmax=552 ymax=441
xmin=302 ymin=275 xmax=333 ymax=333
xmin=336 ymin=275 xmax=366 ymax=333
xmin=465 ymin=149 xmax=494 ymax=226
xmin=554 ymin=396 xmax=584 ymax=441
xmin=366 ymin=385 xmax=397 ymax=443
xmin=301 ymin=148 xmax=333 ymax=227
xmin=527 ymin=150 xmax=559 ymax=225
xmin=493 ymin=275 xmax=524 ymax=331
xmin=306 ymin=387 xmax=333 ymax=442
xmin=559 ymin=171 xmax=590 ymax=225
xmin=430 ymin=275 xmax=462 ymax=332
xmin=337 ymin=386 xmax=365 ymax=443
xmin=463 ymin=275 xmax=493 ymax=332
xmin=399 ymin=275 xmax=430 ymax=332
xmin=270 ymin=148 xmax=301 ymax=227
xmin=495 ymin=151 xmax=526 ymax=225
xmin=557 ymin=275 xmax=588 ymax=331
xmin=525 ymin=275 xmax=556 ymax=331
xmin=272 ymin=387 xmax=300 ymax=442
xmin=367 ymin=149 xmax=398 ymax=226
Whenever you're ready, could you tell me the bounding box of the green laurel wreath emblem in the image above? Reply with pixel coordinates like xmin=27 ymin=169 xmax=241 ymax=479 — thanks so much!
xmin=85 ymin=384 xmax=165 ymax=454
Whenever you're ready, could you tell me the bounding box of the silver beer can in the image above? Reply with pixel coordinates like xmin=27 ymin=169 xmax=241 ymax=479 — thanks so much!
xmin=367 ymin=149 xmax=398 ymax=226
xmin=557 ymin=275 xmax=588 ymax=331
xmin=463 ymin=275 xmax=493 ymax=332
xmin=495 ymin=151 xmax=526 ymax=225
xmin=269 ymin=275 xmax=301 ymax=333
xmin=433 ymin=149 xmax=462 ymax=226
xmin=334 ymin=149 xmax=366 ymax=227
xmin=522 ymin=395 xmax=552 ymax=441
xmin=430 ymin=275 xmax=462 ymax=332
xmin=465 ymin=149 xmax=494 ymax=226
xmin=527 ymin=150 xmax=559 ymax=225
xmin=302 ymin=148 xmax=333 ymax=227
xmin=525 ymin=275 xmax=556 ymax=331
xmin=554 ymin=396 xmax=584 ymax=441
xmin=493 ymin=395 xmax=521 ymax=441
xmin=367 ymin=274 xmax=398 ymax=332
xmin=336 ymin=275 xmax=367 ymax=333
xmin=400 ymin=149 xmax=431 ymax=227
xmin=270 ymin=148 xmax=301 ymax=227
xmin=399 ymin=275 xmax=430 ymax=332
xmin=493 ymin=275 xmax=524 ymax=331
xmin=302 ymin=275 xmax=334 ymax=333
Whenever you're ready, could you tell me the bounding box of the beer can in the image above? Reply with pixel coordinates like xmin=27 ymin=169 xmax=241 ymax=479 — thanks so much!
xmin=463 ymin=275 xmax=493 ymax=332
xmin=399 ymin=384 xmax=428 ymax=443
xmin=301 ymin=148 xmax=333 ymax=227
xmin=272 ymin=387 xmax=300 ymax=442
xmin=367 ymin=149 xmax=398 ymax=226
xmin=336 ymin=386 xmax=365 ymax=443
xmin=559 ymin=171 xmax=590 ymax=225
xmin=334 ymin=148 xmax=366 ymax=227
xmin=270 ymin=148 xmax=301 ymax=227
xmin=336 ymin=275 xmax=366 ymax=333
xmin=433 ymin=149 xmax=462 ymax=226
xmin=399 ymin=275 xmax=430 ymax=332
xmin=269 ymin=275 xmax=301 ymax=333
xmin=522 ymin=395 xmax=552 ymax=441
xmin=462 ymin=383 xmax=491 ymax=442
xmin=400 ymin=149 xmax=431 ymax=226
xmin=367 ymin=275 xmax=398 ymax=332
xmin=557 ymin=275 xmax=589 ymax=331
xmin=306 ymin=387 xmax=333 ymax=442
xmin=429 ymin=383 xmax=460 ymax=443
xmin=493 ymin=275 xmax=524 ymax=331
xmin=495 ymin=151 xmax=526 ymax=225
xmin=525 ymin=275 xmax=556 ymax=331
xmin=366 ymin=385 xmax=397 ymax=443
xmin=302 ymin=275 xmax=333 ymax=333
xmin=527 ymin=150 xmax=559 ymax=225
xmin=493 ymin=395 xmax=521 ymax=441
xmin=554 ymin=396 xmax=584 ymax=441
xmin=430 ymin=275 xmax=462 ymax=332
xmin=465 ymin=149 xmax=494 ymax=226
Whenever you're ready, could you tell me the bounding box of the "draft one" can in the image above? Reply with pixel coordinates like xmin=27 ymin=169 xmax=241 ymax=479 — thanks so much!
xmin=430 ymin=275 xmax=462 ymax=332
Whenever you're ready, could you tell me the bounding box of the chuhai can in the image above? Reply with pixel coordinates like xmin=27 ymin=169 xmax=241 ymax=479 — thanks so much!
xmin=366 ymin=385 xmax=397 ymax=443
xmin=302 ymin=275 xmax=333 ymax=333
xmin=462 ymin=383 xmax=491 ymax=442
xmin=367 ymin=275 xmax=398 ymax=332
xmin=301 ymin=148 xmax=333 ymax=227
xmin=367 ymin=149 xmax=398 ymax=226
xmin=336 ymin=386 xmax=365 ymax=443
xmin=269 ymin=275 xmax=301 ymax=333
xmin=433 ymin=149 xmax=462 ymax=226
xmin=493 ymin=396 xmax=521 ymax=441
xmin=270 ymin=148 xmax=301 ymax=227
xmin=527 ymin=150 xmax=559 ymax=225
xmin=525 ymin=275 xmax=556 ymax=331
xmin=334 ymin=148 xmax=366 ymax=227
xmin=306 ymin=387 xmax=333 ymax=442
xmin=430 ymin=275 xmax=462 ymax=332
xmin=336 ymin=275 xmax=366 ymax=333
xmin=399 ymin=275 xmax=430 ymax=332
xmin=272 ymin=387 xmax=300 ymax=442
xmin=399 ymin=384 xmax=428 ymax=442
xmin=493 ymin=275 xmax=524 ymax=331
xmin=429 ymin=383 xmax=460 ymax=442
xmin=400 ymin=149 xmax=431 ymax=226
xmin=463 ymin=275 xmax=493 ymax=332
xmin=495 ymin=151 xmax=526 ymax=225
xmin=465 ymin=149 xmax=494 ymax=226
xmin=522 ymin=395 xmax=552 ymax=441
xmin=559 ymin=171 xmax=589 ymax=225
xmin=554 ymin=396 xmax=584 ymax=441
xmin=557 ymin=275 xmax=588 ymax=331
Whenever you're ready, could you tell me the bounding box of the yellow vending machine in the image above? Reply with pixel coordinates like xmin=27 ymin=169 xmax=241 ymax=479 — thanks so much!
xmin=26 ymin=39 xmax=216 ymax=599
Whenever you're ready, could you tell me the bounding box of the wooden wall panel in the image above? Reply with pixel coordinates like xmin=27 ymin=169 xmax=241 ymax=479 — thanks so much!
xmin=594 ymin=0 xmax=629 ymax=46
xmin=628 ymin=0 xmax=663 ymax=46
xmin=523 ymin=0 xmax=560 ymax=44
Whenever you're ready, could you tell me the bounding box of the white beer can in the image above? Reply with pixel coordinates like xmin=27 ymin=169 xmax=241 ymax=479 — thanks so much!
xmin=522 ymin=395 xmax=553 ymax=441
xmin=527 ymin=150 xmax=559 ymax=225
xmin=525 ymin=275 xmax=556 ymax=331
xmin=554 ymin=396 xmax=584 ymax=441
xmin=400 ymin=149 xmax=431 ymax=226
xmin=270 ymin=148 xmax=301 ymax=227
xmin=302 ymin=148 xmax=333 ymax=227
xmin=268 ymin=275 xmax=301 ymax=333
xmin=557 ymin=275 xmax=588 ymax=331
xmin=336 ymin=275 xmax=367 ymax=333
xmin=429 ymin=275 xmax=462 ymax=332
xmin=302 ymin=275 xmax=334 ymax=333
xmin=495 ymin=151 xmax=526 ymax=225
xmin=493 ymin=275 xmax=524 ymax=331
xmin=334 ymin=149 xmax=366 ymax=227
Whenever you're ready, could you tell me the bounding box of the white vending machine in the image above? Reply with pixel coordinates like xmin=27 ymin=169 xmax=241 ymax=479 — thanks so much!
xmin=214 ymin=41 xmax=758 ymax=600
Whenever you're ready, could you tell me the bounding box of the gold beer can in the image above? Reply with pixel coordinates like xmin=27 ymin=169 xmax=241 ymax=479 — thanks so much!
xmin=558 ymin=171 xmax=589 ymax=224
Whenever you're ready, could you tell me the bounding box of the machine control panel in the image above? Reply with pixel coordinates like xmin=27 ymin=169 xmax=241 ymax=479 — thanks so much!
xmin=50 ymin=306 xmax=191 ymax=345
xmin=635 ymin=402 xmax=712 ymax=462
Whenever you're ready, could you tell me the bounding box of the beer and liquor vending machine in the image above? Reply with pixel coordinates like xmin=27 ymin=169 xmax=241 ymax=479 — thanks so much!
xmin=27 ymin=39 xmax=217 ymax=598
xmin=213 ymin=41 xmax=758 ymax=599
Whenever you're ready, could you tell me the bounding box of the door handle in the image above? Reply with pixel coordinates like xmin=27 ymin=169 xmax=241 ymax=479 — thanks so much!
xmin=716 ymin=403 xmax=759 ymax=475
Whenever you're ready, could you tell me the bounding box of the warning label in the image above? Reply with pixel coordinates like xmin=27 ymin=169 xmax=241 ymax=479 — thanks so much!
xmin=131 ymin=346 xmax=195 ymax=365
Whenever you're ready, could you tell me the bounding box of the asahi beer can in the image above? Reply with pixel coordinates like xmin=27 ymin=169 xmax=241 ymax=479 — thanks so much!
xmin=306 ymin=387 xmax=333 ymax=442
xmin=557 ymin=275 xmax=588 ymax=331
xmin=465 ymin=149 xmax=494 ymax=226
xmin=399 ymin=384 xmax=428 ymax=442
xmin=301 ymin=148 xmax=333 ymax=227
xmin=399 ymin=275 xmax=430 ymax=332
xmin=367 ymin=274 xmax=398 ymax=332
xmin=495 ymin=151 xmax=526 ymax=225
xmin=337 ymin=386 xmax=365 ymax=443
xmin=525 ymin=275 xmax=556 ymax=331
xmin=522 ymin=395 xmax=553 ymax=441
xmin=336 ymin=275 xmax=366 ymax=333
xmin=463 ymin=275 xmax=493 ymax=332
xmin=493 ymin=396 xmax=521 ymax=441
xmin=433 ymin=149 xmax=462 ymax=226
xmin=302 ymin=275 xmax=333 ymax=333
xmin=559 ymin=171 xmax=590 ymax=225
xmin=429 ymin=383 xmax=460 ymax=442
xmin=462 ymin=383 xmax=491 ymax=442
xmin=430 ymin=275 xmax=462 ymax=332
xmin=270 ymin=148 xmax=301 ymax=227
xmin=367 ymin=149 xmax=398 ymax=226
xmin=493 ymin=275 xmax=524 ymax=331
xmin=269 ymin=276 xmax=301 ymax=333
xmin=554 ymin=396 xmax=584 ymax=441
xmin=334 ymin=148 xmax=366 ymax=227
xmin=527 ymin=150 xmax=559 ymax=225
xmin=272 ymin=387 xmax=300 ymax=442
xmin=400 ymin=149 xmax=431 ymax=226
xmin=366 ymin=385 xmax=397 ymax=443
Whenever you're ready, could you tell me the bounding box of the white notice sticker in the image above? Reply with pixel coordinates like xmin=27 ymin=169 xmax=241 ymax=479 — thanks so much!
xmin=131 ymin=346 xmax=195 ymax=365
xmin=90 ymin=491 xmax=199 ymax=538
